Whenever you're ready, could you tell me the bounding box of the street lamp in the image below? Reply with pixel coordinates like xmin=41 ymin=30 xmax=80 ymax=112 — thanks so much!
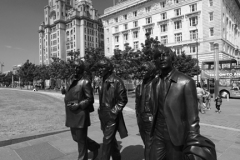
xmin=214 ymin=43 xmax=219 ymax=98
xmin=193 ymin=23 xmax=199 ymax=82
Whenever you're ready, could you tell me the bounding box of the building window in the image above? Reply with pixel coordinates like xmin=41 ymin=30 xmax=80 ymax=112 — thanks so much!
xmin=146 ymin=17 xmax=152 ymax=24
xmin=134 ymin=41 xmax=139 ymax=50
xmin=124 ymin=24 xmax=128 ymax=30
xmin=124 ymin=33 xmax=128 ymax=41
xmin=209 ymin=27 xmax=214 ymax=36
xmin=123 ymin=14 xmax=127 ymax=20
xmin=133 ymin=11 xmax=137 ymax=17
xmin=133 ymin=31 xmax=138 ymax=39
xmin=190 ymin=45 xmax=197 ymax=53
xmin=175 ymin=33 xmax=182 ymax=42
xmin=161 ymin=12 xmax=167 ymax=20
xmin=189 ymin=17 xmax=198 ymax=26
xmin=115 ymin=26 xmax=119 ymax=32
xmin=190 ymin=4 xmax=197 ymax=12
xmin=175 ymin=48 xmax=182 ymax=54
xmin=115 ymin=45 xmax=119 ymax=50
xmin=160 ymin=1 xmax=166 ymax=8
xmin=175 ymin=8 xmax=181 ymax=16
xmin=133 ymin=21 xmax=138 ymax=27
xmin=190 ymin=30 xmax=198 ymax=40
xmin=210 ymin=42 xmax=214 ymax=51
xmin=115 ymin=18 xmax=118 ymax=23
xmin=174 ymin=21 xmax=182 ymax=29
xmin=161 ymin=36 xmax=168 ymax=45
xmin=160 ymin=24 xmax=168 ymax=32
xmin=174 ymin=0 xmax=179 ymax=4
xmin=209 ymin=12 xmax=213 ymax=21
xmin=209 ymin=0 xmax=213 ymax=6
xmin=146 ymin=6 xmax=151 ymax=13
xmin=145 ymin=28 xmax=152 ymax=34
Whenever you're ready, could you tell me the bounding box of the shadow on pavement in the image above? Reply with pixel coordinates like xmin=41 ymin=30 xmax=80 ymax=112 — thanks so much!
xmin=121 ymin=144 xmax=144 ymax=160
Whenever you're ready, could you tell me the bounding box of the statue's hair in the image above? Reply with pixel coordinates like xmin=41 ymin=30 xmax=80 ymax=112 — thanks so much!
xmin=74 ymin=59 xmax=85 ymax=73
xmin=153 ymin=46 xmax=176 ymax=62
xmin=141 ymin=61 xmax=156 ymax=73
xmin=97 ymin=58 xmax=114 ymax=72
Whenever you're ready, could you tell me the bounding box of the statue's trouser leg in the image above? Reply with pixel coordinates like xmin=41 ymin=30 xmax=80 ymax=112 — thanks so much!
xmin=87 ymin=137 xmax=100 ymax=152
xmin=138 ymin=116 xmax=153 ymax=160
xmin=70 ymin=127 xmax=88 ymax=160
xmin=100 ymin=118 xmax=121 ymax=160
xmin=149 ymin=118 xmax=183 ymax=160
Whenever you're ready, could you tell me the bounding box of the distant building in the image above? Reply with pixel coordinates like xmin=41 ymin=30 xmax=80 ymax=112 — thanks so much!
xmin=38 ymin=0 xmax=104 ymax=65
xmin=101 ymin=0 xmax=240 ymax=65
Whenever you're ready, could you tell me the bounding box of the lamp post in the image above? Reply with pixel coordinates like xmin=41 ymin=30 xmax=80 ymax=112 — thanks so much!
xmin=214 ymin=43 xmax=219 ymax=98
xmin=193 ymin=23 xmax=199 ymax=82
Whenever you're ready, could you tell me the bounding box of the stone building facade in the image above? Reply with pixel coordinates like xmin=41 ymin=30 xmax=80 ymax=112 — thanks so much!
xmin=38 ymin=0 xmax=104 ymax=65
xmin=101 ymin=0 xmax=240 ymax=66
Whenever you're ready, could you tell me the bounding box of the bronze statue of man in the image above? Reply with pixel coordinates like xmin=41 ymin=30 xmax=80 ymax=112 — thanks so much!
xmin=135 ymin=62 xmax=156 ymax=160
xmin=62 ymin=60 xmax=100 ymax=160
xmin=94 ymin=58 xmax=128 ymax=160
xmin=149 ymin=47 xmax=216 ymax=160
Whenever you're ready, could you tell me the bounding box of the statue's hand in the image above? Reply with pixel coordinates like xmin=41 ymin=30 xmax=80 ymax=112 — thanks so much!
xmin=69 ymin=103 xmax=80 ymax=111
xmin=111 ymin=105 xmax=122 ymax=115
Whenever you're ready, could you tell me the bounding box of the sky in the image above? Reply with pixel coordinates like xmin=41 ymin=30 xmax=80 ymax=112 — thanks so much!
xmin=0 ymin=0 xmax=113 ymax=72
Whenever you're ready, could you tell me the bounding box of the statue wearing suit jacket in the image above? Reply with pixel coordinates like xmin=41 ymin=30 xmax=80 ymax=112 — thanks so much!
xmin=149 ymin=47 xmax=216 ymax=160
xmin=135 ymin=62 xmax=156 ymax=160
xmin=62 ymin=60 xmax=100 ymax=160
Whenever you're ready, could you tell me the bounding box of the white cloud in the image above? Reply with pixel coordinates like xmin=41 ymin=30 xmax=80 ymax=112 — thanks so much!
xmin=5 ymin=45 xmax=12 ymax=49
xmin=5 ymin=45 xmax=24 ymax=50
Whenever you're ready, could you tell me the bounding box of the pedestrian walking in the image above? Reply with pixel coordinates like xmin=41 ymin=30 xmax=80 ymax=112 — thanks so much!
xmin=196 ymin=83 xmax=206 ymax=114
xmin=204 ymin=89 xmax=211 ymax=110
xmin=214 ymin=94 xmax=223 ymax=113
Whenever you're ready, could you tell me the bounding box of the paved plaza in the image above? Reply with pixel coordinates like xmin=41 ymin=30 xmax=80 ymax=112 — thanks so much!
xmin=0 ymin=88 xmax=240 ymax=160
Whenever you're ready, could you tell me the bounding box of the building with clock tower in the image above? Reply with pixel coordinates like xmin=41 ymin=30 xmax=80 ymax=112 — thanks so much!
xmin=38 ymin=0 xmax=104 ymax=65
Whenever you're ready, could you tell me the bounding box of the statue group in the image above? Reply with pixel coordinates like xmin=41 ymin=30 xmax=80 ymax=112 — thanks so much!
xmin=62 ymin=46 xmax=217 ymax=160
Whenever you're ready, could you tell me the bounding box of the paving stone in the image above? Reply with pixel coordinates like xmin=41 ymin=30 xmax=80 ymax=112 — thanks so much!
xmin=7 ymin=141 xmax=30 ymax=150
xmin=55 ymin=131 xmax=71 ymax=139
xmin=27 ymin=135 xmax=60 ymax=146
xmin=228 ymin=147 xmax=240 ymax=155
xmin=215 ymin=144 xmax=229 ymax=153
xmin=0 ymin=148 xmax=21 ymax=160
xmin=53 ymin=152 xmax=78 ymax=160
xmin=15 ymin=142 xmax=65 ymax=160
xmin=218 ymin=152 xmax=240 ymax=160
xmin=49 ymin=138 xmax=77 ymax=154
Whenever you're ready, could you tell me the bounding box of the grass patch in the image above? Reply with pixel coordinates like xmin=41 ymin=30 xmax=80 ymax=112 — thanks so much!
xmin=0 ymin=89 xmax=66 ymax=139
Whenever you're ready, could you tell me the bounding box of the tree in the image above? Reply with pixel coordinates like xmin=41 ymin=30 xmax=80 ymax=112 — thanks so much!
xmin=111 ymin=43 xmax=141 ymax=79
xmin=174 ymin=51 xmax=201 ymax=77
xmin=139 ymin=32 xmax=201 ymax=78
xmin=17 ymin=60 xmax=36 ymax=84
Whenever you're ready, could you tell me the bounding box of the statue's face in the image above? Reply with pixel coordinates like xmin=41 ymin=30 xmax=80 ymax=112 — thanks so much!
xmin=98 ymin=67 xmax=109 ymax=78
xmin=74 ymin=66 xmax=83 ymax=75
xmin=141 ymin=64 xmax=152 ymax=79
xmin=154 ymin=52 xmax=173 ymax=70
